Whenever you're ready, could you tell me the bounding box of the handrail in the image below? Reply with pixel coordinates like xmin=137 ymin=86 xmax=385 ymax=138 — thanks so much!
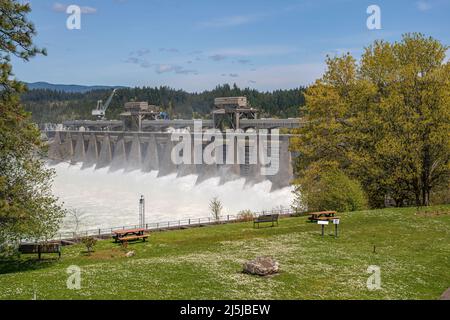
xmin=55 ymin=207 xmax=302 ymax=240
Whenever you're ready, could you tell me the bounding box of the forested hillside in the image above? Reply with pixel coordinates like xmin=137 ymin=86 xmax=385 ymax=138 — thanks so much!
xmin=26 ymin=81 xmax=124 ymax=93
xmin=21 ymin=84 xmax=306 ymax=124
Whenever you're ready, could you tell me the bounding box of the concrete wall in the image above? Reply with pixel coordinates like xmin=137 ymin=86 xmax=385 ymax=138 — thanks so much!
xmin=46 ymin=131 xmax=294 ymax=190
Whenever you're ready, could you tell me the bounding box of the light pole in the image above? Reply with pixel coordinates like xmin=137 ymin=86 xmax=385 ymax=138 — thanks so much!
xmin=139 ymin=195 xmax=145 ymax=229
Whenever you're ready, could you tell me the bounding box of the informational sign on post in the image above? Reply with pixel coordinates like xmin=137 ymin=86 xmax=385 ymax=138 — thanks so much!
xmin=317 ymin=220 xmax=328 ymax=236
xmin=318 ymin=219 xmax=340 ymax=237
xmin=333 ymin=219 xmax=340 ymax=237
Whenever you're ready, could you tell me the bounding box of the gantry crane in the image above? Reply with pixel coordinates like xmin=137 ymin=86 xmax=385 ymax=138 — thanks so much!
xmin=92 ymin=89 xmax=117 ymax=120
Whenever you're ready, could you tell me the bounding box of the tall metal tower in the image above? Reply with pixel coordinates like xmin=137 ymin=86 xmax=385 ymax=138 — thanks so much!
xmin=139 ymin=195 xmax=145 ymax=228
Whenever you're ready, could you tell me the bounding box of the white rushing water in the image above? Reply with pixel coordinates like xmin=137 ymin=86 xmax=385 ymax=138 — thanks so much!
xmin=49 ymin=163 xmax=294 ymax=233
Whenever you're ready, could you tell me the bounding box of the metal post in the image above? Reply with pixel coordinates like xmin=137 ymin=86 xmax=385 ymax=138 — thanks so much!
xmin=335 ymin=224 xmax=338 ymax=238
xmin=321 ymin=224 xmax=325 ymax=237
xmin=139 ymin=195 xmax=145 ymax=228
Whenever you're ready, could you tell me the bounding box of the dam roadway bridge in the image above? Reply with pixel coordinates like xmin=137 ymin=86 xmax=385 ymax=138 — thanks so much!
xmin=45 ymin=130 xmax=298 ymax=191
xmin=60 ymin=118 xmax=305 ymax=132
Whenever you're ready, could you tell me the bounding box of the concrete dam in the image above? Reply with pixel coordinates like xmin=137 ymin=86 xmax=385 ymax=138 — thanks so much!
xmin=44 ymin=97 xmax=301 ymax=231
xmin=46 ymin=130 xmax=295 ymax=191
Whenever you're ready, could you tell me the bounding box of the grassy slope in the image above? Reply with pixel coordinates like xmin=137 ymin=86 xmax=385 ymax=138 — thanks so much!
xmin=1 ymin=205 xmax=449 ymax=300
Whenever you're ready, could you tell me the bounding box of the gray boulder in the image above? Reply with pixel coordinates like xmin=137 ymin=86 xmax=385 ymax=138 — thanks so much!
xmin=125 ymin=251 xmax=135 ymax=258
xmin=243 ymin=256 xmax=279 ymax=276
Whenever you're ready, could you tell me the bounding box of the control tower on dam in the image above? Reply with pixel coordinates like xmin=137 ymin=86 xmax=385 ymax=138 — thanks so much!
xmin=44 ymin=97 xmax=302 ymax=190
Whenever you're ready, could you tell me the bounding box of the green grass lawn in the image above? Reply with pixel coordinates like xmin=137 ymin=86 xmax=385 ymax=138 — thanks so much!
xmin=1 ymin=205 xmax=449 ymax=300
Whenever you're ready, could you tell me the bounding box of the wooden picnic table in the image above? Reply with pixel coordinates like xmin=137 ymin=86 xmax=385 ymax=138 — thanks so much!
xmin=308 ymin=211 xmax=337 ymax=221
xmin=112 ymin=228 xmax=145 ymax=243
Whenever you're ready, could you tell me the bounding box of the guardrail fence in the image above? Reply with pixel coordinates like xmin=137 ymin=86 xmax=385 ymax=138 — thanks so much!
xmin=56 ymin=207 xmax=302 ymax=241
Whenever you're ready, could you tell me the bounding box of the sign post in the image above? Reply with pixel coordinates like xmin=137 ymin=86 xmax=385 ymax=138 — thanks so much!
xmin=318 ymin=220 xmax=329 ymax=237
xmin=333 ymin=219 xmax=340 ymax=237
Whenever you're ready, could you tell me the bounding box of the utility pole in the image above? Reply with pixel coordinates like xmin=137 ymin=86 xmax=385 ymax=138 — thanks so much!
xmin=139 ymin=195 xmax=145 ymax=228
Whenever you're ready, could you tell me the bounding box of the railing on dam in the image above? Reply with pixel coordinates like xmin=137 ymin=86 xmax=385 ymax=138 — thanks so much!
xmin=55 ymin=207 xmax=302 ymax=241
xmin=45 ymin=117 xmax=306 ymax=132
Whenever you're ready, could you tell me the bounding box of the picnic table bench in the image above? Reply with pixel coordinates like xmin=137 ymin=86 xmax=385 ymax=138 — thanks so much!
xmin=308 ymin=211 xmax=337 ymax=222
xmin=19 ymin=243 xmax=61 ymax=260
xmin=112 ymin=228 xmax=149 ymax=243
xmin=253 ymin=214 xmax=279 ymax=228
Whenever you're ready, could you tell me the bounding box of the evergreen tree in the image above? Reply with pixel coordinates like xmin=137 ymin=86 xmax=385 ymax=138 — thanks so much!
xmin=0 ymin=0 xmax=65 ymax=254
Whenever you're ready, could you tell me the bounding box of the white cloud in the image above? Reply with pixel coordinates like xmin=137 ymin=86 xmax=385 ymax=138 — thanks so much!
xmin=159 ymin=48 xmax=180 ymax=53
xmin=52 ymin=2 xmax=97 ymax=14
xmin=445 ymin=48 xmax=450 ymax=63
xmin=155 ymin=64 xmax=175 ymax=73
xmin=159 ymin=63 xmax=325 ymax=92
xmin=154 ymin=64 xmax=197 ymax=75
xmin=237 ymin=63 xmax=325 ymax=90
xmin=209 ymin=54 xmax=227 ymax=61
xmin=80 ymin=6 xmax=97 ymax=14
xmin=236 ymin=59 xmax=251 ymax=64
xmin=55 ymin=61 xmax=325 ymax=92
xmin=416 ymin=0 xmax=450 ymax=12
xmin=134 ymin=48 xmax=151 ymax=56
xmin=52 ymin=3 xmax=66 ymax=12
xmin=125 ymin=57 xmax=151 ymax=68
xmin=417 ymin=0 xmax=432 ymax=11
xmin=208 ymin=46 xmax=296 ymax=58
xmin=198 ymin=14 xmax=263 ymax=28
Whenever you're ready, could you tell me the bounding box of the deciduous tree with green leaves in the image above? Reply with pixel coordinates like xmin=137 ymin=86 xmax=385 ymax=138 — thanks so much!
xmin=292 ymin=33 xmax=450 ymax=208
xmin=0 ymin=0 xmax=65 ymax=256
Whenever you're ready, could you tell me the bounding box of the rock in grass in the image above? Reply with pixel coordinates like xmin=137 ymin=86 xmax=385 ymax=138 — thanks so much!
xmin=440 ymin=288 xmax=450 ymax=300
xmin=125 ymin=251 xmax=135 ymax=258
xmin=243 ymin=256 xmax=279 ymax=276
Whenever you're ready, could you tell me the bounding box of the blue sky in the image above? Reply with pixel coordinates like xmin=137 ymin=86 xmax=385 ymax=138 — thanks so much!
xmin=12 ymin=0 xmax=450 ymax=92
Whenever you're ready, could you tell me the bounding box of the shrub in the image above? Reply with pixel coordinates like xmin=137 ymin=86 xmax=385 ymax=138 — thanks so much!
xmin=237 ymin=210 xmax=255 ymax=222
xmin=430 ymin=184 xmax=450 ymax=205
xmin=0 ymin=242 xmax=19 ymax=260
xmin=294 ymin=163 xmax=368 ymax=212
xmin=81 ymin=236 xmax=97 ymax=255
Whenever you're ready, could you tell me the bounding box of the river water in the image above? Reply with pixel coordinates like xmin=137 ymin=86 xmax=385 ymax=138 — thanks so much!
xmin=49 ymin=163 xmax=294 ymax=233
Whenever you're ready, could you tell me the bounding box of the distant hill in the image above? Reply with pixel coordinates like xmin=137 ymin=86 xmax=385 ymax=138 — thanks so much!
xmin=25 ymin=82 xmax=126 ymax=93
